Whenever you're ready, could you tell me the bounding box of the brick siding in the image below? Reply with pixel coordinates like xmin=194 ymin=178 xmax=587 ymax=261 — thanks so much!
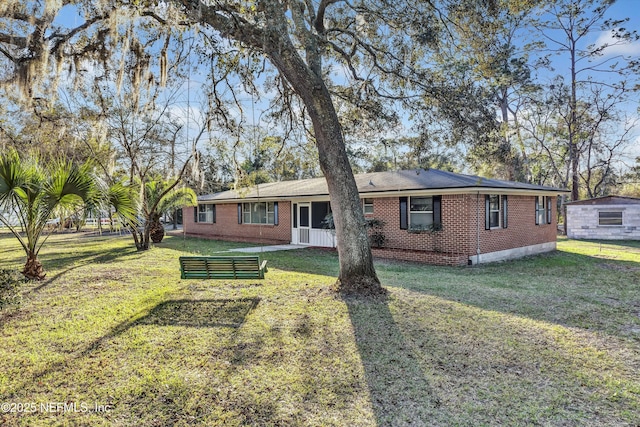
xmin=371 ymin=247 xmax=469 ymax=266
xmin=183 ymin=194 xmax=557 ymax=265
xmin=184 ymin=202 xmax=292 ymax=245
xmin=476 ymin=195 xmax=557 ymax=255
xmin=367 ymin=194 xmax=557 ymax=265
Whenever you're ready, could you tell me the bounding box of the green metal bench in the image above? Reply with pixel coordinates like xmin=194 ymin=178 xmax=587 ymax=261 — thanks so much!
xmin=179 ymin=256 xmax=268 ymax=279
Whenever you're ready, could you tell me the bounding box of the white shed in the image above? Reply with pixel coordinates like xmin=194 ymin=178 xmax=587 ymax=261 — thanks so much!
xmin=566 ymin=196 xmax=640 ymax=240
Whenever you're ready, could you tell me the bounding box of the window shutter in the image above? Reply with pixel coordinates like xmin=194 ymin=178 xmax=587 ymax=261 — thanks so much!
xmin=212 ymin=205 xmax=216 ymax=223
xmin=485 ymin=195 xmax=490 ymax=230
xmin=237 ymin=203 xmax=242 ymax=224
xmin=274 ymin=202 xmax=279 ymax=226
xmin=399 ymin=197 xmax=408 ymax=230
xmin=535 ymin=197 xmax=539 ymax=225
xmin=433 ymin=195 xmax=442 ymax=227
xmin=194 ymin=205 xmax=198 ymax=223
xmin=502 ymin=195 xmax=508 ymax=229
xmin=546 ymin=196 xmax=552 ymax=224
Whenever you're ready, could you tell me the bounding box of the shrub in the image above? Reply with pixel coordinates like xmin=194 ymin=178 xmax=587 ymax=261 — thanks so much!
xmin=366 ymin=218 xmax=387 ymax=248
xmin=0 ymin=269 xmax=23 ymax=310
xmin=407 ymin=223 xmax=443 ymax=234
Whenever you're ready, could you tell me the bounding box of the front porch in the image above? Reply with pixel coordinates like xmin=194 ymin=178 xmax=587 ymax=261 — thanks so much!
xmin=290 ymin=201 xmax=337 ymax=248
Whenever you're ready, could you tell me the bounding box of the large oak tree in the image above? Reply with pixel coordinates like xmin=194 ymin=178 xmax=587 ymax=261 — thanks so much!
xmin=0 ymin=0 xmax=498 ymax=294
xmin=176 ymin=0 xmax=384 ymax=293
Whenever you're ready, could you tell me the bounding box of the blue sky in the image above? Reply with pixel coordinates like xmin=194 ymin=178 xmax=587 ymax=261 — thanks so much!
xmin=589 ymin=0 xmax=640 ymax=163
xmin=525 ymin=0 xmax=640 ymax=165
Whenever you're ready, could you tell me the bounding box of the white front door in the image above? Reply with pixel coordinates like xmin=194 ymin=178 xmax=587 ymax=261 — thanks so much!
xmin=298 ymin=203 xmax=310 ymax=244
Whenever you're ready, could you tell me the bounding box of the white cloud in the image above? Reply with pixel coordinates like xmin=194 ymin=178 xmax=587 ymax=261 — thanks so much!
xmin=593 ymin=31 xmax=640 ymax=57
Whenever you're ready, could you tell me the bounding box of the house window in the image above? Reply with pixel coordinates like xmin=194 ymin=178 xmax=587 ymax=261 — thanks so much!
xmin=400 ymin=196 xmax=441 ymax=230
xmin=242 ymin=202 xmax=275 ymax=224
xmin=363 ymin=198 xmax=374 ymax=214
xmin=535 ymin=196 xmax=552 ymax=225
xmin=489 ymin=195 xmax=500 ymax=228
xmin=536 ymin=196 xmax=547 ymax=225
xmin=599 ymin=211 xmax=622 ymax=226
xmin=312 ymin=202 xmax=331 ymax=229
xmin=198 ymin=204 xmax=215 ymax=223
xmin=485 ymin=195 xmax=508 ymax=230
xmin=410 ymin=197 xmax=434 ymax=227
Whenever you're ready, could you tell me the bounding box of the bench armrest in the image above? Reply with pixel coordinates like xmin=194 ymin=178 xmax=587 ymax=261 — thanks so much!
xmin=260 ymin=260 xmax=268 ymax=273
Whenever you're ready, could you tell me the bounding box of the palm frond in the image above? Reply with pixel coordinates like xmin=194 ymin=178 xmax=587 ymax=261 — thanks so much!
xmin=44 ymin=160 xmax=94 ymax=209
xmin=108 ymin=181 xmax=139 ymax=227
xmin=37 ymin=160 xmax=94 ymax=233
xmin=156 ymin=186 xmax=197 ymax=214
xmin=144 ymin=179 xmax=165 ymax=208
xmin=0 ymin=150 xmax=28 ymax=205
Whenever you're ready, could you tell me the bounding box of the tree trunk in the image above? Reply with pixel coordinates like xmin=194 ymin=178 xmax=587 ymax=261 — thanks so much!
xmin=138 ymin=228 xmax=150 ymax=250
xmin=141 ymin=219 xmax=152 ymax=250
xmin=192 ymin=1 xmax=383 ymax=295
xmin=266 ymin=48 xmax=383 ymax=296
xmin=569 ymin=34 xmax=580 ymax=202
xmin=130 ymin=224 xmax=149 ymax=251
xmin=499 ymin=90 xmax=516 ymax=181
xmin=23 ymin=254 xmax=46 ymax=280
xmin=150 ymin=217 xmax=165 ymax=243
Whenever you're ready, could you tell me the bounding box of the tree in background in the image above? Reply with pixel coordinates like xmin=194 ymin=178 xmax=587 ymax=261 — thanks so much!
xmin=0 ymin=151 xmax=135 ymax=279
xmin=93 ymin=89 xmax=204 ymax=250
xmin=531 ymin=0 xmax=639 ymax=201
xmin=71 ymin=41 xmax=218 ymax=250
xmin=359 ymin=136 xmax=460 ymax=173
xmin=618 ymin=157 xmax=640 ymax=197
xmin=442 ymin=0 xmax=539 ymax=181
xmin=0 ymin=96 xmax=102 ymax=164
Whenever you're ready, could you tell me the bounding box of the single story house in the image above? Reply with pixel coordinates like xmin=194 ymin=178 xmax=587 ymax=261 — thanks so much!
xmin=184 ymin=169 xmax=568 ymax=266
xmin=566 ymin=195 xmax=640 ymax=240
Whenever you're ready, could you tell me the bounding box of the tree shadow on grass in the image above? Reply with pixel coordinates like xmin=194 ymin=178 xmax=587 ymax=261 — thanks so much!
xmin=81 ymin=297 xmax=260 ymax=356
xmin=38 ymin=245 xmax=140 ymax=270
xmin=6 ymin=298 xmax=260 ymax=400
xmin=345 ymin=294 xmax=447 ymax=426
xmin=136 ymin=298 xmax=259 ymax=328
xmin=0 ymin=245 xmax=142 ymax=294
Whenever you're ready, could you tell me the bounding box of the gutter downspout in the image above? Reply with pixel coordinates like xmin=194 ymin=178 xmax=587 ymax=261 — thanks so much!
xmin=476 ymin=192 xmax=481 ymax=265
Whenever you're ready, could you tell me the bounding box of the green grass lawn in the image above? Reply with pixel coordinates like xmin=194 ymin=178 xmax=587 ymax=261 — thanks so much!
xmin=0 ymin=233 xmax=639 ymax=426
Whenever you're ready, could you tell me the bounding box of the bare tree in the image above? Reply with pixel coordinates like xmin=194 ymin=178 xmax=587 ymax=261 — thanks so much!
xmin=533 ymin=0 xmax=639 ymax=201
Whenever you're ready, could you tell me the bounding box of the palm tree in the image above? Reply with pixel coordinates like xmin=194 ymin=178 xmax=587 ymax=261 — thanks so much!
xmin=141 ymin=179 xmax=196 ymax=246
xmin=0 ymin=151 xmax=135 ymax=280
xmin=146 ymin=180 xmax=197 ymax=243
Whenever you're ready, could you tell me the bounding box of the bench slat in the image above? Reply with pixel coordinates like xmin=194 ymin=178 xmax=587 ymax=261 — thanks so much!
xmin=179 ymin=256 xmax=267 ymax=280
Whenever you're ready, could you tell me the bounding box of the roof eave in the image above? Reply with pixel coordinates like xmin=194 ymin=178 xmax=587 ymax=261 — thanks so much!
xmin=197 ymin=186 xmax=569 ymax=203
